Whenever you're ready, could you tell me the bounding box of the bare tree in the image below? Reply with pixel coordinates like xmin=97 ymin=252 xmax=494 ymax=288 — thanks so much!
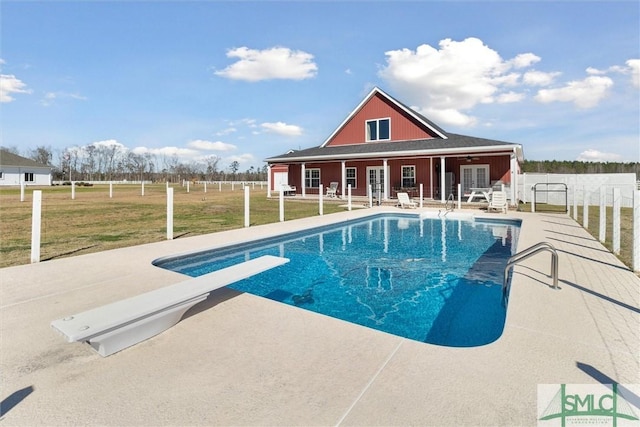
xmin=29 ymin=146 xmax=53 ymax=166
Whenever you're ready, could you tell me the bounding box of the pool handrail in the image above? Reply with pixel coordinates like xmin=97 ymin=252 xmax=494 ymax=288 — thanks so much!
xmin=502 ymin=242 xmax=558 ymax=305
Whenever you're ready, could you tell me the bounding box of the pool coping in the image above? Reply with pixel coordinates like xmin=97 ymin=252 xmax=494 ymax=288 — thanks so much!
xmin=1 ymin=207 xmax=639 ymax=425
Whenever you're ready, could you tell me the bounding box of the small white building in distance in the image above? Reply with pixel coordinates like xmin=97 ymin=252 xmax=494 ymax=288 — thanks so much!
xmin=0 ymin=149 xmax=52 ymax=186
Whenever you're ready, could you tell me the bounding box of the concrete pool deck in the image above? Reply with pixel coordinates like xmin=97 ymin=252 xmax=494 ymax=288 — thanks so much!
xmin=1 ymin=208 xmax=638 ymax=426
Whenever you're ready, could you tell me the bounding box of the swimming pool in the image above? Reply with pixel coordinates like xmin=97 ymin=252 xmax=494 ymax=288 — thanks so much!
xmin=154 ymin=213 xmax=521 ymax=347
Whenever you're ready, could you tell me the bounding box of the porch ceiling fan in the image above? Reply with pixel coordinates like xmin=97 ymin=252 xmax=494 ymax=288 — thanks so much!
xmin=459 ymin=155 xmax=480 ymax=162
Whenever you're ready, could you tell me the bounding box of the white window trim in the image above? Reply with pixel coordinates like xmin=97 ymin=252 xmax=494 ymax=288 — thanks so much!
xmin=345 ymin=167 xmax=357 ymax=189
xmin=401 ymin=165 xmax=416 ymax=188
xmin=305 ymin=168 xmax=321 ymax=188
xmin=365 ymin=117 xmax=391 ymax=142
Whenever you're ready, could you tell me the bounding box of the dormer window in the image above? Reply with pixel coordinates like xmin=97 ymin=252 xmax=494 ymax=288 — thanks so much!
xmin=366 ymin=118 xmax=390 ymax=142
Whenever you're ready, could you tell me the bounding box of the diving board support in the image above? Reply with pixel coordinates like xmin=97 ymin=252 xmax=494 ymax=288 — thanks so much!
xmin=51 ymin=255 xmax=290 ymax=357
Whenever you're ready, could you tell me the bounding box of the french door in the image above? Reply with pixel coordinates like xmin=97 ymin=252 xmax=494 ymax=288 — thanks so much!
xmin=367 ymin=167 xmax=385 ymax=194
xmin=460 ymin=165 xmax=489 ymax=194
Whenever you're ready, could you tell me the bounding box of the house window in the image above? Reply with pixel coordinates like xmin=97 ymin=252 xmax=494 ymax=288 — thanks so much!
xmin=346 ymin=167 xmax=357 ymax=189
xmin=24 ymin=172 xmax=35 ymax=183
xmin=366 ymin=118 xmax=390 ymax=141
xmin=401 ymin=166 xmax=415 ymax=188
xmin=305 ymin=168 xmax=320 ymax=188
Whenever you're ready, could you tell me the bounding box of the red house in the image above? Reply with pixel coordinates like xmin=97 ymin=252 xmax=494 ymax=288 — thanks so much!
xmin=265 ymin=87 xmax=523 ymax=205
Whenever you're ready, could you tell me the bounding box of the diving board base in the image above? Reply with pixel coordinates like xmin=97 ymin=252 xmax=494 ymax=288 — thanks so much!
xmin=88 ymin=294 xmax=209 ymax=357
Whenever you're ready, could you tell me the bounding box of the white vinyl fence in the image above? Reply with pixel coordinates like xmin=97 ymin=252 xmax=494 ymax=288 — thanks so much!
xmin=517 ymin=173 xmax=639 ymax=272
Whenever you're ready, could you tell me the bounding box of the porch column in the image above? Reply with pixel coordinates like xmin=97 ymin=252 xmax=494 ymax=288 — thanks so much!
xmin=341 ymin=161 xmax=346 ymax=200
xmin=429 ymin=157 xmax=433 ymax=199
xmin=510 ymin=152 xmax=517 ymax=206
xmin=301 ymin=163 xmax=306 ymax=198
xmin=267 ymin=164 xmax=272 ymax=197
xmin=383 ymin=158 xmax=389 ymax=200
xmin=440 ymin=157 xmax=446 ymax=203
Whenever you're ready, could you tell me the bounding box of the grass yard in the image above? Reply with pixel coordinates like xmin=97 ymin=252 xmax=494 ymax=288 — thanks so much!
xmin=0 ymin=183 xmax=345 ymax=268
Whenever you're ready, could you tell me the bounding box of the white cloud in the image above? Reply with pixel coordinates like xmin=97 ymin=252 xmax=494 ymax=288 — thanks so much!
xmin=215 ymin=127 xmax=237 ymax=136
xmin=496 ymin=91 xmax=526 ymax=103
xmin=225 ymin=153 xmax=257 ymax=166
xmin=132 ymin=146 xmax=200 ymax=158
xmin=378 ymin=37 xmax=549 ymax=127
xmin=214 ymin=46 xmax=318 ymax=82
xmin=90 ymin=139 xmax=127 ymax=151
xmin=187 ymin=139 xmax=237 ymax=151
xmin=626 ymin=59 xmax=640 ymax=88
xmin=509 ymin=53 xmax=541 ymax=69
xmin=535 ymin=75 xmax=613 ymax=108
xmin=415 ymin=107 xmax=477 ymax=127
xmin=576 ymin=149 xmax=623 ymax=162
xmin=260 ymin=121 xmax=303 ymax=136
xmin=0 ymin=73 xmax=31 ymax=103
xmin=523 ymin=70 xmax=561 ymax=86
xmin=39 ymin=91 xmax=87 ymax=107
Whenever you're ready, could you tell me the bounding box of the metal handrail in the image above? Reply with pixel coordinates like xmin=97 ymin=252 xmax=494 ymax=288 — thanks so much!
xmin=445 ymin=193 xmax=455 ymax=212
xmin=502 ymin=242 xmax=559 ymax=304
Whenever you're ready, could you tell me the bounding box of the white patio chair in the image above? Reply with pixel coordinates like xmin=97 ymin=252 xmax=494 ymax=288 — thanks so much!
xmin=326 ymin=182 xmax=339 ymax=197
xmin=487 ymin=190 xmax=508 ymax=214
xmin=396 ymin=192 xmax=417 ymax=209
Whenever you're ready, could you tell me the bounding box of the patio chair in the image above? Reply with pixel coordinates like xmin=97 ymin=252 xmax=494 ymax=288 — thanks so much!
xmin=280 ymin=184 xmax=296 ymax=196
xmin=487 ymin=190 xmax=508 ymax=214
xmin=326 ymin=182 xmax=339 ymax=198
xmin=396 ymin=192 xmax=417 ymax=209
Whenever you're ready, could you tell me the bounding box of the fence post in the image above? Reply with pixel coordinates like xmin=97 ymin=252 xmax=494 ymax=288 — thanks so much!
xmin=583 ymin=191 xmax=589 ymax=229
xmin=368 ymin=184 xmax=373 ymax=208
xmin=457 ymin=183 xmax=462 ymax=210
xmin=419 ymin=183 xmax=424 ymax=208
xmin=71 ymin=181 xmax=75 ymax=200
xmin=244 ymin=186 xmax=250 ymax=227
xmin=204 ymin=182 xmax=207 ymax=193
xmin=599 ymin=186 xmax=606 ymax=243
xmin=110 ymin=181 xmax=113 ymax=198
xmin=634 ymin=189 xmax=640 ymax=272
xmin=572 ymin=186 xmax=578 ymax=220
xmin=167 ymin=187 xmax=174 ymax=240
xmin=347 ymin=184 xmax=352 ymax=211
xmin=279 ymin=185 xmax=284 ymax=222
xmin=30 ymin=190 xmax=42 ymax=263
xmin=319 ymin=185 xmax=324 ymax=216
xmin=531 ymin=187 xmax=535 ymax=212
xmin=186 ymin=181 xmax=190 ymax=193
xmin=20 ymin=182 xmax=25 ymax=202
xmin=141 ymin=181 xmax=145 ymax=196
xmin=613 ymin=188 xmax=621 ymax=255
xmin=219 ymin=182 xmax=222 ymax=192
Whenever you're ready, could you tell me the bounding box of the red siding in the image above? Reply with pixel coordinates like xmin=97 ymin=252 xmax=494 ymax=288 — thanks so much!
xmin=326 ymin=93 xmax=437 ymax=146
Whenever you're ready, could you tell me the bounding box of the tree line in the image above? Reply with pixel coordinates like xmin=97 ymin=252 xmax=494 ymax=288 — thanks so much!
xmin=6 ymin=144 xmax=639 ymax=182
xmin=4 ymin=144 xmax=268 ymax=183
xmin=522 ymin=160 xmax=640 ymax=178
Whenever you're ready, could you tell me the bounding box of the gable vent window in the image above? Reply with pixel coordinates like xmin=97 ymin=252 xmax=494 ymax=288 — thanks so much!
xmin=366 ymin=118 xmax=390 ymax=142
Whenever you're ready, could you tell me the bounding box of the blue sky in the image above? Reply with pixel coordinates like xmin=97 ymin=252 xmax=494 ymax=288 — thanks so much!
xmin=1 ymin=1 xmax=639 ymax=172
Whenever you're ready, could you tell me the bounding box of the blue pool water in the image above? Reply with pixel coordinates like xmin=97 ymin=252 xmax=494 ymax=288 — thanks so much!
xmin=154 ymin=213 xmax=520 ymax=347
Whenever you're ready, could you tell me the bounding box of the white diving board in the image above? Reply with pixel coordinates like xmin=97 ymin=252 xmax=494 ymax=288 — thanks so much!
xmin=51 ymin=255 xmax=289 ymax=357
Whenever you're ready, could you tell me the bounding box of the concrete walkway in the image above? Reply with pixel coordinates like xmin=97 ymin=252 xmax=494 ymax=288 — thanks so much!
xmin=1 ymin=208 xmax=638 ymax=426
